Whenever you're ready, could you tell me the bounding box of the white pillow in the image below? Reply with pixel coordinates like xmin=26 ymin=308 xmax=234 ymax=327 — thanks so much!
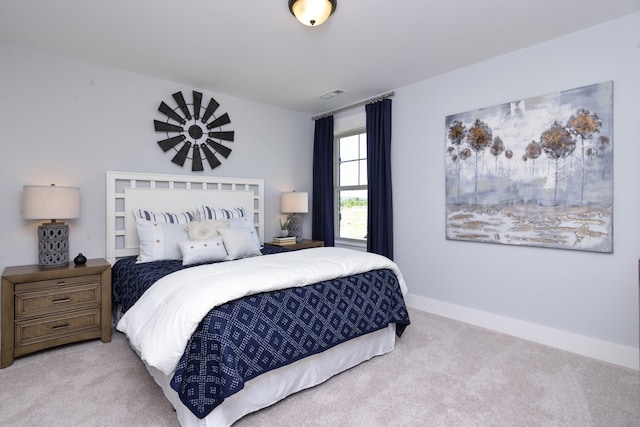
xmin=219 ymin=228 xmax=262 ymax=259
xmin=134 ymin=209 xmax=195 ymax=224
xmin=228 ymin=217 xmax=261 ymax=249
xmin=198 ymin=206 xmax=246 ymax=220
xmin=178 ymin=237 xmax=227 ymax=266
xmin=185 ymin=220 xmax=229 ymax=240
xmin=135 ymin=217 xmax=189 ymax=263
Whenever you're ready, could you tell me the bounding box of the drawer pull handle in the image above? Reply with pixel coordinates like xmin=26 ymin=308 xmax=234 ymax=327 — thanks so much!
xmin=51 ymin=324 xmax=70 ymax=331
xmin=52 ymin=298 xmax=71 ymax=304
xmin=56 ymin=281 xmax=67 ymax=286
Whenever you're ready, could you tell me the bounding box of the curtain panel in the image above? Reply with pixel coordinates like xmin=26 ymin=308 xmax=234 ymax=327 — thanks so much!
xmin=312 ymin=115 xmax=335 ymax=246
xmin=366 ymin=99 xmax=393 ymax=259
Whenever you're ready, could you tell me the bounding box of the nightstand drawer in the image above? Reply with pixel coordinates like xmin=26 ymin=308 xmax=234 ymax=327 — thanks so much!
xmin=15 ymin=308 xmax=101 ymax=347
xmin=15 ymin=274 xmax=101 ymax=293
xmin=15 ymin=284 xmax=101 ymax=320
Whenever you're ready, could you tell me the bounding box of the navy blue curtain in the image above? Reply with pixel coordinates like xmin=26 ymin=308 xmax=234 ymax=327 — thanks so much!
xmin=366 ymin=99 xmax=393 ymax=259
xmin=312 ymin=116 xmax=335 ymax=246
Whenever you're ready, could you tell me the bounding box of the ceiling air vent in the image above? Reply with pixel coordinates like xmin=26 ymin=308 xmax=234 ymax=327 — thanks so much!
xmin=319 ymin=89 xmax=346 ymax=100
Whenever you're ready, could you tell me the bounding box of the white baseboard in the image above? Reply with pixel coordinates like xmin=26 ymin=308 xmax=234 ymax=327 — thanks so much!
xmin=405 ymin=293 xmax=640 ymax=371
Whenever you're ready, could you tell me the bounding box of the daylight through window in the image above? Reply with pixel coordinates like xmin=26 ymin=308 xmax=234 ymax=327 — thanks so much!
xmin=336 ymin=131 xmax=367 ymax=241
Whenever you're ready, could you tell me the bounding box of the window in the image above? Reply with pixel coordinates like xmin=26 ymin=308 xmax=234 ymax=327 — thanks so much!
xmin=335 ymin=130 xmax=367 ymax=242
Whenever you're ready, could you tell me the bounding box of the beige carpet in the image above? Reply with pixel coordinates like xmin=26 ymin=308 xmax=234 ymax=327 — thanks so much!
xmin=0 ymin=309 xmax=638 ymax=426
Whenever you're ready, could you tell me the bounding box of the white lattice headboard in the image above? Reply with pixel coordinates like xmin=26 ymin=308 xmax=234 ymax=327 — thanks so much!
xmin=106 ymin=171 xmax=264 ymax=263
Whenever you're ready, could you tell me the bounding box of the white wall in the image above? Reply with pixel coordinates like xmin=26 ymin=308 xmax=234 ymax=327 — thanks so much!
xmin=393 ymin=13 xmax=640 ymax=368
xmin=0 ymin=42 xmax=314 ymax=270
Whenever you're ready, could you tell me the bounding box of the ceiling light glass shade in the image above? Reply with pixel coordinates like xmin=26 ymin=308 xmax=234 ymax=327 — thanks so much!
xmin=288 ymin=0 xmax=337 ymax=26
xmin=22 ymin=184 xmax=80 ymax=220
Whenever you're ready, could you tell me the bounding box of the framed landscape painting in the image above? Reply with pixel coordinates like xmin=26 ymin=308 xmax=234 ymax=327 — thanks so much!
xmin=445 ymin=81 xmax=613 ymax=253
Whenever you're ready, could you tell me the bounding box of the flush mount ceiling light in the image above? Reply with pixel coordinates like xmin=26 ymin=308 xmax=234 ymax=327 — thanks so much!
xmin=288 ymin=0 xmax=337 ymax=26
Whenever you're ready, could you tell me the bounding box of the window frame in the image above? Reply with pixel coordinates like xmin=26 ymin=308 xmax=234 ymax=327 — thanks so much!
xmin=334 ymin=127 xmax=368 ymax=245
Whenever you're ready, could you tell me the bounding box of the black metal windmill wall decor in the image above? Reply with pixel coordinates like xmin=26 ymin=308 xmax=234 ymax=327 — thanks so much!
xmin=154 ymin=91 xmax=235 ymax=171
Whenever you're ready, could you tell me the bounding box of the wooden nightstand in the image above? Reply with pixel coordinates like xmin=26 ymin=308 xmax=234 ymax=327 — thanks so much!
xmin=1 ymin=258 xmax=111 ymax=368
xmin=264 ymin=239 xmax=325 ymax=251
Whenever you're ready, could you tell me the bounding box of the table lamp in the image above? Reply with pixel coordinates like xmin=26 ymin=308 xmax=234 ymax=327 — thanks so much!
xmin=22 ymin=184 xmax=80 ymax=268
xmin=280 ymin=192 xmax=308 ymax=243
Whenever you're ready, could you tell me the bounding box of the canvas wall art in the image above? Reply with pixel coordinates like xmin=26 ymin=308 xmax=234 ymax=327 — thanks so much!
xmin=445 ymin=81 xmax=613 ymax=253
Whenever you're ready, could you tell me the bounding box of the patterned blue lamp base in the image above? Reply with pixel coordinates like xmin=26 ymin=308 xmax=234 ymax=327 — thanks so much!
xmin=287 ymin=214 xmax=303 ymax=242
xmin=38 ymin=222 xmax=69 ymax=268
xmin=281 ymin=191 xmax=307 ymax=243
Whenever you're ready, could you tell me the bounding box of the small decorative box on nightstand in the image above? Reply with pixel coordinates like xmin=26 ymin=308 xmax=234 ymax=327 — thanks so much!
xmin=1 ymin=258 xmax=111 ymax=368
xmin=264 ymin=239 xmax=325 ymax=251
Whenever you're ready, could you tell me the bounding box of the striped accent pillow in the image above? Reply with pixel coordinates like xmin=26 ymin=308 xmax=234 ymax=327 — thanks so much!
xmin=198 ymin=206 xmax=246 ymax=221
xmin=134 ymin=209 xmax=195 ymax=224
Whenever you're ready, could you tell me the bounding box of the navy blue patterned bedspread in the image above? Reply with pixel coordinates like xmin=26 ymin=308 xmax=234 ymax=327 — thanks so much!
xmin=112 ymin=248 xmax=410 ymax=419
xmin=170 ymin=267 xmax=410 ymax=419
xmin=111 ymin=245 xmax=290 ymax=314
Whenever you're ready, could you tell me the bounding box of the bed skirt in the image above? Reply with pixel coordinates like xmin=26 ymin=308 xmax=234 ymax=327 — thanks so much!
xmin=145 ymin=324 xmax=396 ymax=426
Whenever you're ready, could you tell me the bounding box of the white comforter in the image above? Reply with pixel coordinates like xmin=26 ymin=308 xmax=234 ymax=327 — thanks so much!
xmin=117 ymin=247 xmax=408 ymax=375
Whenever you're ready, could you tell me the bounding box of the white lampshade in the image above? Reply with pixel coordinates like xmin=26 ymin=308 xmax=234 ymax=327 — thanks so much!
xmin=281 ymin=192 xmax=308 ymax=214
xmin=289 ymin=0 xmax=336 ymax=26
xmin=23 ymin=185 xmax=80 ymax=220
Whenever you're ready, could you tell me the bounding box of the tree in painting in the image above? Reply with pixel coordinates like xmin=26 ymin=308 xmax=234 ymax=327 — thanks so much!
xmin=540 ymin=121 xmax=575 ymax=205
xmin=490 ymin=136 xmax=505 ymax=175
xmin=594 ymin=136 xmax=611 ymax=180
xmin=466 ymin=119 xmax=493 ymax=203
xmin=504 ymin=148 xmax=513 ymax=174
xmin=524 ymin=140 xmax=542 ymax=176
xmin=447 ymin=120 xmax=468 ymax=204
xmin=566 ymin=108 xmax=602 ymax=203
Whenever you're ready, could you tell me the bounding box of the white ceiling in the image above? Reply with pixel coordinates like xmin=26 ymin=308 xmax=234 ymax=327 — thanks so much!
xmin=1 ymin=0 xmax=639 ymax=115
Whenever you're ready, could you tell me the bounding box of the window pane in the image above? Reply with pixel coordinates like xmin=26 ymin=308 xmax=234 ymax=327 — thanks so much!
xmin=360 ymin=135 xmax=367 ymax=158
xmin=339 ymin=190 xmax=367 ymax=240
xmin=340 ymin=161 xmax=359 ymax=186
xmin=340 ymin=135 xmax=360 ymax=161
xmin=359 ymin=159 xmax=367 ymax=185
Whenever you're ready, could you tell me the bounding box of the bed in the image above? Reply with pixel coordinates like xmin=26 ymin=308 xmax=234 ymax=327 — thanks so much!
xmin=106 ymin=171 xmax=410 ymax=426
